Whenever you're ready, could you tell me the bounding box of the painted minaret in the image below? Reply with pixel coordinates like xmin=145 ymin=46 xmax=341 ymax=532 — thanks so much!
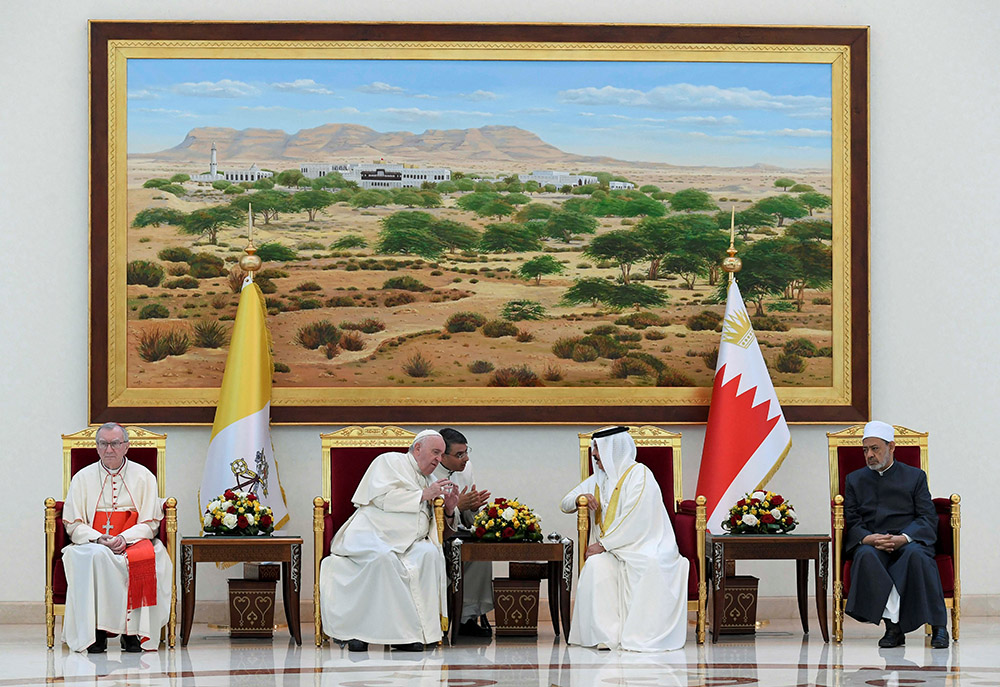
xmin=210 ymin=141 xmax=218 ymax=177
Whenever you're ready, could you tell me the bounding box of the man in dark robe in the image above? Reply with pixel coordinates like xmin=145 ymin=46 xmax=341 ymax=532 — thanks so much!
xmin=843 ymin=421 xmax=949 ymax=649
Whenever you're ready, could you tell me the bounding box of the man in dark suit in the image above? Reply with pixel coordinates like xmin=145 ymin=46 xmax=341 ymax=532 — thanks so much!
xmin=843 ymin=421 xmax=949 ymax=648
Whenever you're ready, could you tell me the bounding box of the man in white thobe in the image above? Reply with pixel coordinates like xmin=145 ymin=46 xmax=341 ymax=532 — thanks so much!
xmin=320 ymin=430 xmax=459 ymax=652
xmin=61 ymin=423 xmax=172 ymax=653
xmin=432 ymin=428 xmax=493 ymax=637
xmin=560 ymin=426 xmax=689 ymax=651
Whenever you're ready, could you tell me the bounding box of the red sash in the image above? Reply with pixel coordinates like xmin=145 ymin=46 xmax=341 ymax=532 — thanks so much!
xmin=95 ymin=511 xmax=157 ymax=610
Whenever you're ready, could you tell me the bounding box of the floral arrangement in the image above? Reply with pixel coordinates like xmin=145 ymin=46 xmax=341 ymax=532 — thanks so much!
xmin=203 ymin=489 xmax=274 ymax=536
xmin=721 ymin=490 xmax=798 ymax=535
xmin=472 ymin=497 xmax=543 ymax=542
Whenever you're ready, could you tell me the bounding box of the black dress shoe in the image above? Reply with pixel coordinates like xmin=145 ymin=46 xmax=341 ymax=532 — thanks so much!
xmin=86 ymin=630 xmax=107 ymax=654
xmin=120 ymin=634 xmax=142 ymax=653
xmin=479 ymin=614 xmax=492 ymax=631
xmin=930 ymin=625 xmax=949 ymax=649
xmin=878 ymin=620 xmax=905 ymax=648
xmin=459 ymin=618 xmax=492 ymax=637
xmin=347 ymin=639 xmax=369 ymax=652
xmin=390 ymin=642 xmax=424 ymax=652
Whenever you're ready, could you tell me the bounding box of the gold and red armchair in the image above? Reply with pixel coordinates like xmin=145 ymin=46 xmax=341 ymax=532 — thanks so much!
xmin=576 ymin=426 xmax=707 ymax=644
xmin=312 ymin=426 xmax=445 ymax=646
xmin=44 ymin=426 xmax=177 ymax=648
xmin=828 ymin=424 xmax=960 ymax=642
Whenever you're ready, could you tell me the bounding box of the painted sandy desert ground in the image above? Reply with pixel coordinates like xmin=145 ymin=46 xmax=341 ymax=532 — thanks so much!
xmin=125 ymin=159 xmax=833 ymax=390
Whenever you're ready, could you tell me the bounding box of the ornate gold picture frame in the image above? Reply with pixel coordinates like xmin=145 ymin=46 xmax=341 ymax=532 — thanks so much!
xmin=90 ymin=22 xmax=869 ymax=424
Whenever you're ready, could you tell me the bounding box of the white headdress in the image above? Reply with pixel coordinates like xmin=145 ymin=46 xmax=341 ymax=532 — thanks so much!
xmin=862 ymin=421 xmax=894 ymax=443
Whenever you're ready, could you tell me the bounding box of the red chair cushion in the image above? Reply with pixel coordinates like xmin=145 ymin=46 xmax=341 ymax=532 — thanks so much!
xmin=70 ymin=447 xmax=159 ymax=481
xmin=325 ymin=445 xmax=411 ymax=544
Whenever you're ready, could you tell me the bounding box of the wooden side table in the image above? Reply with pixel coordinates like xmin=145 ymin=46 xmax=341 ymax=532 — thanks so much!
xmin=709 ymin=533 xmax=830 ymax=643
xmin=180 ymin=536 xmax=303 ymax=646
xmin=445 ymin=536 xmax=573 ymax=644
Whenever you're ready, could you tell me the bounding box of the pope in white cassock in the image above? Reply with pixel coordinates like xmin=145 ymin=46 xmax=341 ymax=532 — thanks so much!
xmin=432 ymin=428 xmax=493 ymax=637
xmin=560 ymin=426 xmax=689 ymax=651
xmin=61 ymin=423 xmax=173 ymax=653
xmin=319 ymin=430 xmax=459 ymax=652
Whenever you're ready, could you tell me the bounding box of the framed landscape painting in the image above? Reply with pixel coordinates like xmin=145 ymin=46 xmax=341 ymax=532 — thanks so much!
xmin=89 ymin=22 xmax=869 ymax=424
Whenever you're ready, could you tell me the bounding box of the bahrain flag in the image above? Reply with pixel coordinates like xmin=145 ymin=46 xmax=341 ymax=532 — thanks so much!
xmin=697 ymin=279 xmax=791 ymax=534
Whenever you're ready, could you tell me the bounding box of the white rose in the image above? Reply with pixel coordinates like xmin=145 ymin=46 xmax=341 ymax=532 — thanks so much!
xmin=244 ymin=513 xmax=255 ymax=526
xmin=751 ymin=491 xmax=766 ymax=501
xmin=770 ymin=508 xmax=782 ymax=520
xmin=502 ymin=507 xmax=517 ymax=522
xmin=786 ymin=509 xmax=797 ymax=521
xmin=741 ymin=513 xmax=759 ymax=527
xmin=221 ymin=500 xmax=232 ymax=511
xmin=222 ymin=513 xmax=238 ymax=529
xmin=207 ymin=500 xmax=220 ymax=513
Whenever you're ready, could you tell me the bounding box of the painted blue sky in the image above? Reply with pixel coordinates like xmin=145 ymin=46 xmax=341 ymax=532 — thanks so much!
xmin=128 ymin=59 xmax=832 ymax=168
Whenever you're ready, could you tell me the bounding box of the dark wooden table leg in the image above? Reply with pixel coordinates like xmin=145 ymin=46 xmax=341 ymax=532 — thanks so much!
xmin=796 ymin=558 xmax=809 ymax=635
xmin=446 ymin=540 xmax=463 ymax=644
xmin=180 ymin=543 xmax=195 ymax=646
xmin=816 ymin=542 xmax=829 ymax=642
xmin=281 ymin=543 xmax=302 ymax=645
xmin=547 ymin=561 xmax=560 ymax=636
xmin=711 ymin=540 xmax=723 ymax=643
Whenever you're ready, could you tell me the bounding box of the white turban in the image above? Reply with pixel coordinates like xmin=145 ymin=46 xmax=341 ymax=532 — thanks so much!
xmin=411 ymin=429 xmax=443 ymax=450
xmin=862 ymin=420 xmax=894 ymax=443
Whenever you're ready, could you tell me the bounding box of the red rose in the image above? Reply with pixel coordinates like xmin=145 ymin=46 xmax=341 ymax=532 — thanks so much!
xmin=224 ymin=490 xmax=236 ymax=500
xmin=247 ymin=493 xmax=257 ymax=501
xmin=475 ymin=526 xmax=486 ymax=537
xmin=502 ymin=527 xmax=515 ymax=539
xmin=528 ymin=523 xmax=536 ymax=531
xmin=259 ymin=514 xmax=272 ymax=526
xmin=211 ymin=517 xmax=221 ymax=527
xmin=761 ymin=513 xmax=776 ymax=524
xmin=227 ymin=506 xmax=237 ymax=514
xmin=750 ymin=498 xmax=759 ymax=505
xmin=488 ymin=507 xmax=498 ymax=518
xmin=737 ymin=499 xmax=746 ymax=507
xmin=731 ymin=515 xmax=740 ymax=524
xmin=237 ymin=515 xmax=248 ymax=529
xmin=770 ymin=495 xmax=784 ymax=506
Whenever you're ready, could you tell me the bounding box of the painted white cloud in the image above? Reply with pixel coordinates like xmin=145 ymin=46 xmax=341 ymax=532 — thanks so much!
xmin=510 ymin=107 xmax=556 ymax=115
xmin=770 ymin=127 xmax=830 ymax=138
xmin=357 ymin=81 xmax=405 ymax=95
xmin=172 ymin=79 xmax=260 ymax=98
xmin=128 ymin=89 xmax=159 ymax=100
xmin=459 ymin=89 xmax=499 ymax=102
xmin=378 ymin=107 xmax=493 ymax=121
xmin=675 ymin=115 xmax=740 ymax=126
xmin=270 ymin=79 xmax=334 ymax=95
xmin=132 ymin=107 xmax=199 ymax=119
xmin=558 ymin=83 xmax=830 ymax=113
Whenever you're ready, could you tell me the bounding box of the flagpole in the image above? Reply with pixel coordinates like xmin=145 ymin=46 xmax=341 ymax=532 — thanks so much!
xmin=240 ymin=202 xmax=261 ymax=283
xmin=723 ymin=205 xmax=742 ymax=284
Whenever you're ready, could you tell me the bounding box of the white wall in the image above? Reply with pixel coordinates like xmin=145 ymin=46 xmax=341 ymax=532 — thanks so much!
xmin=2 ymin=0 xmax=999 ymax=616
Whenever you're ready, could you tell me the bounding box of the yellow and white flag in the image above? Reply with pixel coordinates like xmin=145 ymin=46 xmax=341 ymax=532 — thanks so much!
xmin=199 ymin=278 xmax=289 ymax=530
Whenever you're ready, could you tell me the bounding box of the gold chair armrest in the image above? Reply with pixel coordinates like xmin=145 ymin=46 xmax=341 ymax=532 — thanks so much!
xmin=434 ymin=497 xmax=445 ymax=547
xmin=695 ymin=495 xmax=707 ymax=645
xmin=163 ymin=497 xmax=177 ymax=648
xmin=833 ymin=494 xmax=844 ymax=642
xmin=950 ymin=493 xmax=961 ymax=640
xmin=576 ymin=495 xmax=590 ymax=574
xmin=313 ymin=496 xmax=326 ymax=646
xmin=44 ymin=497 xmax=57 ymax=648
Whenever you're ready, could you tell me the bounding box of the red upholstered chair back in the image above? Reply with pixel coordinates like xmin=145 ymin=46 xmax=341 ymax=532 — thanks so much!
xmin=319 ymin=426 xmax=417 ymax=557
xmin=578 ymin=427 xmax=699 ymax=598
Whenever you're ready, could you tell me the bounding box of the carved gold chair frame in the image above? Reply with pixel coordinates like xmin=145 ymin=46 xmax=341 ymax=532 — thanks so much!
xmin=828 ymin=424 xmax=961 ymax=642
xmin=313 ymin=425 xmax=445 ymax=646
xmin=44 ymin=426 xmax=177 ymax=648
xmin=577 ymin=426 xmax=707 ymax=644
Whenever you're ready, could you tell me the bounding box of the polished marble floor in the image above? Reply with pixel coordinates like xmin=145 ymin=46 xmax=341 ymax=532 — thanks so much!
xmin=6 ymin=617 xmax=999 ymax=686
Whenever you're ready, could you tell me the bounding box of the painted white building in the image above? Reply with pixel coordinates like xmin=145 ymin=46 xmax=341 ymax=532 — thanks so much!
xmin=609 ymin=180 xmax=635 ymax=190
xmin=300 ymin=162 xmax=450 ymax=189
xmin=191 ymin=142 xmax=273 ymax=182
xmin=517 ymin=170 xmax=599 ymax=187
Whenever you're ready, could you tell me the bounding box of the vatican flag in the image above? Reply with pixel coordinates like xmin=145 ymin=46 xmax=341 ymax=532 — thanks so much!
xmin=696 ymin=279 xmax=791 ymax=534
xmin=199 ymin=278 xmax=289 ymax=530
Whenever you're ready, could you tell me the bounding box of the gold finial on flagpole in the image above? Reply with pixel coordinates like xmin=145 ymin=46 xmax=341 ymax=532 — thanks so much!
xmin=239 ymin=202 xmax=262 ymax=279
xmin=722 ymin=205 xmax=742 ymax=284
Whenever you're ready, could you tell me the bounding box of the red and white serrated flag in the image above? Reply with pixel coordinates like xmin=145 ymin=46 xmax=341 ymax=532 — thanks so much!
xmin=697 ymin=279 xmax=791 ymax=534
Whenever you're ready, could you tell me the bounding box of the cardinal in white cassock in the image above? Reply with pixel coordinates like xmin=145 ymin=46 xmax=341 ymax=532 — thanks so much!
xmin=61 ymin=423 xmax=172 ymax=653
xmin=560 ymin=426 xmax=689 ymax=651
xmin=319 ymin=430 xmax=459 ymax=651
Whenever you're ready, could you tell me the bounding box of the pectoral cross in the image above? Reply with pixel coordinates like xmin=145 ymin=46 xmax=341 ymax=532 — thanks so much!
xmin=102 ymin=517 xmax=114 ymax=535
